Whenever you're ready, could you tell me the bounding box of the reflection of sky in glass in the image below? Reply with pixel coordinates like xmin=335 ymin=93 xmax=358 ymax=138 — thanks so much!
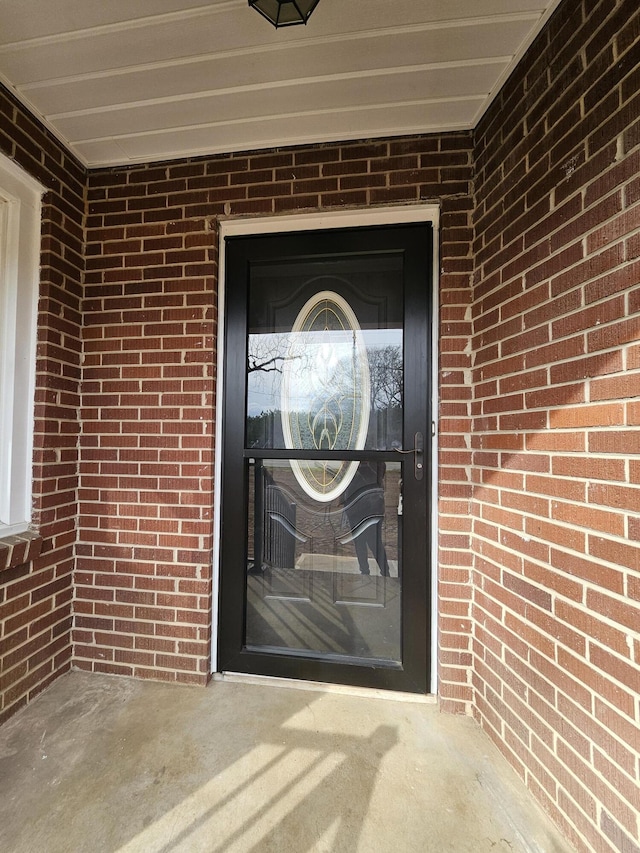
xmin=284 ymin=330 xmax=359 ymax=417
xmin=247 ymin=328 xmax=402 ymax=416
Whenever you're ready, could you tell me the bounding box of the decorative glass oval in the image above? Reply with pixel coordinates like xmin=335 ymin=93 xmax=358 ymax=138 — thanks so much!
xmin=281 ymin=291 xmax=370 ymax=501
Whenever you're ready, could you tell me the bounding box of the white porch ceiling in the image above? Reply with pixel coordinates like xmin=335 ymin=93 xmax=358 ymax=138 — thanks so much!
xmin=0 ymin=0 xmax=561 ymax=168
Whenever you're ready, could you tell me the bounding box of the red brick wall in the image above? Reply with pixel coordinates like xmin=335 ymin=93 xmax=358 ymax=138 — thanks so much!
xmin=0 ymin=87 xmax=85 ymax=724
xmin=472 ymin=1 xmax=640 ymax=851
xmin=81 ymin=136 xmax=475 ymax=697
xmin=4 ymin=4 xmax=637 ymax=850
xmin=79 ymin=165 xmax=218 ymax=684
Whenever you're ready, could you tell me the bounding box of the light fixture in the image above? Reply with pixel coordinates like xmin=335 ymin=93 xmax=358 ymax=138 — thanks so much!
xmin=249 ymin=0 xmax=320 ymax=28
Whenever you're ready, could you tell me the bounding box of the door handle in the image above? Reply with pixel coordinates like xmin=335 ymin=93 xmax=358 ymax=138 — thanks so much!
xmin=394 ymin=432 xmax=424 ymax=480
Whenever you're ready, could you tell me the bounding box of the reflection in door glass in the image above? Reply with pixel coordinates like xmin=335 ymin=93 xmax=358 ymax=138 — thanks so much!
xmin=247 ymin=327 xmax=403 ymax=452
xmin=245 ymin=460 xmax=402 ymax=664
xmin=246 ymin=259 xmax=404 ymax=453
xmin=281 ymin=291 xmax=370 ymax=501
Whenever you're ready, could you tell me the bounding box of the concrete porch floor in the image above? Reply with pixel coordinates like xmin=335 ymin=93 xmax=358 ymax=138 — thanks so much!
xmin=0 ymin=672 xmax=573 ymax=853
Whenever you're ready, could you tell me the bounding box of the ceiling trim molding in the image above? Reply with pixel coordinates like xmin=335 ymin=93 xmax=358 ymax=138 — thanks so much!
xmin=471 ymin=0 xmax=564 ymax=130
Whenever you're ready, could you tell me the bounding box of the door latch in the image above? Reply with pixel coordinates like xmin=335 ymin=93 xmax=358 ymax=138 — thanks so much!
xmin=414 ymin=431 xmax=424 ymax=481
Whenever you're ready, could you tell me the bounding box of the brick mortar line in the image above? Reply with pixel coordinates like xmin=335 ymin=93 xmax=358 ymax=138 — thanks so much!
xmin=472 ymin=389 xmax=640 ymax=405
xmin=480 ymin=149 xmax=638 ymax=226
xmin=474 ymin=140 xmax=640 ymax=243
xmin=72 ymin=636 xmax=205 ymax=650
xmin=471 ymin=353 xmax=638 ymax=385
xmin=474 ymin=472 xmax=638 ymax=487
xmin=501 ymin=456 xmax=636 ymax=471
xmin=0 ymin=628 xmax=71 ymax=659
xmin=0 ymin=636 xmax=72 ymax=666
xmin=73 ymin=630 xmax=207 ymax=642
xmin=478 ymin=503 xmax=639 ymax=533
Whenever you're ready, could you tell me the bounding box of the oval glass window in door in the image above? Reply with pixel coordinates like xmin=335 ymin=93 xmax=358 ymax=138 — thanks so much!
xmin=281 ymin=291 xmax=370 ymax=501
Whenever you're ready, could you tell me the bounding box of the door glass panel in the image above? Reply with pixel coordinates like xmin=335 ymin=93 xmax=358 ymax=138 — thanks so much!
xmin=241 ymin=249 xmax=410 ymax=670
xmin=247 ymin=256 xmax=404 ymax=452
xmin=246 ymin=459 xmax=402 ymax=663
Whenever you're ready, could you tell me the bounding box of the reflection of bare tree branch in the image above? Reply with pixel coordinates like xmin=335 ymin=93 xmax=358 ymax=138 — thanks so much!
xmin=247 ymin=333 xmax=290 ymax=375
xmin=248 ymin=333 xmax=309 ymax=375
xmin=248 ymin=355 xmax=284 ymax=374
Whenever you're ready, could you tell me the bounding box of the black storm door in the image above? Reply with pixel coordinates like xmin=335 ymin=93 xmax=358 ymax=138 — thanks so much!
xmin=219 ymin=224 xmax=432 ymax=693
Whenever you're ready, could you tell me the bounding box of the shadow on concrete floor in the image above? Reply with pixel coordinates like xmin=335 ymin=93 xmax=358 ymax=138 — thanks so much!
xmin=0 ymin=671 xmax=573 ymax=853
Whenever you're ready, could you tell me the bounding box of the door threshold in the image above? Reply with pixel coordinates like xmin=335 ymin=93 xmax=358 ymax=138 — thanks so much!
xmin=215 ymin=671 xmax=437 ymax=704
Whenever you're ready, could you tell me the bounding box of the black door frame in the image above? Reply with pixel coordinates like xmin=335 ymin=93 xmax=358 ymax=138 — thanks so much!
xmin=213 ymin=207 xmax=440 ymax=694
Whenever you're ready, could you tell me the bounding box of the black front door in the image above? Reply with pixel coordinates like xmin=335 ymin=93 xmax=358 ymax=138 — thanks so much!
xmin=219 ymin=223 xmax=432 ymax=693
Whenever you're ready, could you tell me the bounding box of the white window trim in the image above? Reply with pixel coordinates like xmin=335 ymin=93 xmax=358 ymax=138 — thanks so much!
xmin=0 ymin=155 xmax=43 ymax=537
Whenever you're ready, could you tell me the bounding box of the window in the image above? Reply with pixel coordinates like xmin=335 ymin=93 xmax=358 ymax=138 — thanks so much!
xmin=0 ymin=155 xmax=43 ymax=537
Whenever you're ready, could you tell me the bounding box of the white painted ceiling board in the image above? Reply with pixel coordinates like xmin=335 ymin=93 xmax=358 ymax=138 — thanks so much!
xmin=2 ymin=15 xmax=537 ymax=86
xmin=0 ymin=0 xmax=562 ymax=167
xmin=24 ymin=57 xmax=512 ymax=118
xmin=55 ymin=65 xmax=507 ymax=143
xmin=0 ymin=0 xmax=216 ymax=43
xmin=77 ymin=99 xmax=484 ymax=166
